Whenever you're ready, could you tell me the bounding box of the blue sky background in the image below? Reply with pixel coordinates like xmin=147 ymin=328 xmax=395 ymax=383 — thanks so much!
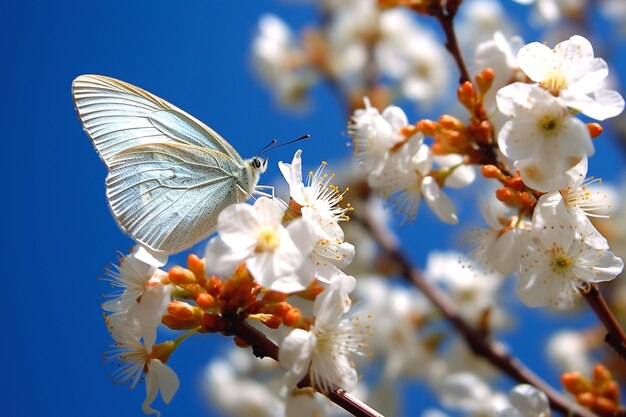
xmin=3 ymin=1 xmax=626 ymax=417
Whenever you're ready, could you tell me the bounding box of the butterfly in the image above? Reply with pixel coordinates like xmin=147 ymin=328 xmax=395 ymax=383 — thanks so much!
xmin=72 ymin=74 xmax=268 ymax=255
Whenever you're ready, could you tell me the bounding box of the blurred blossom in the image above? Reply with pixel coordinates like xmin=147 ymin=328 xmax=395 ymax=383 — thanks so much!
xmin=252 ymin=14 xmax=313 ymax=107
xmin=435 ymin=372 xmax=509 ymax=417
xmin=512 ymin=0 xmax=585 ymax=24
xmin=458 ymin=0 xmax=517 ymax=53
xmin=375 ymin=9 xmax=450 ymax=104
xmin=497 ymin=385 xmax=550 ymax=417
xmin=425 ymin=251 xmax=506 ymax=327
xmin=547 ymin=330 xmax=593 ymax=374
xmin=356 ymin=277 xmax=435 ymax=379
xmin=203 ymin=354 xmax=284 ymax=417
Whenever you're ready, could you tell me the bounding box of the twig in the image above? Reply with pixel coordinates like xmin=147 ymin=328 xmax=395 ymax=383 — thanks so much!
xmin=432 ymin=11 xmax=471 ymax=86
xmin=583 ymin=284 xmax=626 ymax=360
xmin=356 ymin=212 xmax=598 ymax=417
xmin=222 ymin=313 xmax=385 ymax=417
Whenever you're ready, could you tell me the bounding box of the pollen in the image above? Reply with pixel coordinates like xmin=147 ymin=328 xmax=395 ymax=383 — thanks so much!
xmin=538 ymin=114 xmax=561 ymax=135
xmin=542 ymin=70 xmax=569 ymax=95
xmin=550 ymin=247 xmax=573 ymax=274
xmin=255 ymin=227 xmax=280 ymax=252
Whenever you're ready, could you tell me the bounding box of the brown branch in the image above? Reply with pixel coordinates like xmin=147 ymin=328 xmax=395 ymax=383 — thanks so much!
xmin=583 ymin=284 xmax=626 ymax=360
xmin=221 ymin=312 xmax=385 ymax=417
xmin=433 ymin=11 xmax=471 ymax=86
xmin=356 ymin=212 xmax=598 ymax=417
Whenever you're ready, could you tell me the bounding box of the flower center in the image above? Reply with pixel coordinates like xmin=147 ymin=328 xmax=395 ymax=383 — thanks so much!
xmin=542 ymin=70 xmax=569 ymax=95
xmin=550 ymin=247 xmax=573 ymax=274
xmin=256 ymin=227 xmax=280 ymax=252
xmin=538 ymin=114 xmax=561 ymax=136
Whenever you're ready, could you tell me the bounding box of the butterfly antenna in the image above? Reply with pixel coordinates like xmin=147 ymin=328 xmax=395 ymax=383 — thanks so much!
xmin=258 ymin=134 xmax=310 ymax=156
xmin=256 ymin=139 xmax=278 ymax=156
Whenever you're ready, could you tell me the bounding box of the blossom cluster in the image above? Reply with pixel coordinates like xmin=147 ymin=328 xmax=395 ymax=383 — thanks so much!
xmin=100 ymin=150 xmax=369 ymax=416
xmin=347 ymin=33 xmax=624 ymax=309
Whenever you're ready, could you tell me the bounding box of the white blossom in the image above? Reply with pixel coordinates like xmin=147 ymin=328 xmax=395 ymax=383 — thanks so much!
xmin=205 ymin=197 xmax=318 ymax=293
xmin=496 ymin=82 xmax=593 ymax=192
xmin=104 ymin=314 xmax=179 ymax=417
xmin=533 ymin=158 xmax=610 ymax=250
xmin=102 ymin=249 xmax=167 ymax=314
xmin=517 ymin=35 xmax=624 ymax=120
xmin=517 ymin=206 xmax=624 ymax=308
xmin=279 ymin=274 xmax=368 ymax=393
xmin=467 ymin=198 xmax=531 ymax=276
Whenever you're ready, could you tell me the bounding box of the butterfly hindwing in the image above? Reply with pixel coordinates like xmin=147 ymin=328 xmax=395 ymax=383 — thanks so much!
xmin=106 ymin=142 xmax=247 ymax=252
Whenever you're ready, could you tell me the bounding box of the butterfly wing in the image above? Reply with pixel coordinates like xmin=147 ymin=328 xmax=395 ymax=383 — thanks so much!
xmin=106 ymin=142 xmax=250 ymax=253
xmin=72 ymin=74 xmax=244 ymax=166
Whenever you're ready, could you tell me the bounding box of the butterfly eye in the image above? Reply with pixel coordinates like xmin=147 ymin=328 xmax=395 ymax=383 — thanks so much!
xmin=252 ymin=158 xmax=261 ymax=168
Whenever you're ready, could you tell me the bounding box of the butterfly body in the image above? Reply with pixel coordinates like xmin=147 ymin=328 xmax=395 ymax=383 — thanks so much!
xmin=73 ymin=74 xmax=267 ymax=254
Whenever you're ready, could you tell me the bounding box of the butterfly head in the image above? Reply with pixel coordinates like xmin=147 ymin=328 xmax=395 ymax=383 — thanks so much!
xmin=250 ymin=156 xmax=268 ymax=174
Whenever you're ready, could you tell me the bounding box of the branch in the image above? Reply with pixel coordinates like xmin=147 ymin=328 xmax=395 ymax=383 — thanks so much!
xmin=356 ymin=213 xmax=598 ymax=417
xmin=433 ymin=11 xmax=471 ymax=86
xmin=221 ymin=313 xmax=385 ymax=417
xmin=583 ymin=284 xmax=626 ymax=360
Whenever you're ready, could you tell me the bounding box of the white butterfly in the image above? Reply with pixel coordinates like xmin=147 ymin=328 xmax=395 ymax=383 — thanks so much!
xmin=72 ymin=74 xmax=268 ymax=255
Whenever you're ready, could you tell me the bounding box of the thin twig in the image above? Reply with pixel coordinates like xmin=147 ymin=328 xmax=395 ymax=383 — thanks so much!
xmin=222 ymin=313 xmax=385 ymax=417
xmin=583 ymin=284 xmax=626 ymax=360
xmin=433 ymin=11 xmax=471 ymax=86
xmin=356 ymin=212 xmax=597 ymax=417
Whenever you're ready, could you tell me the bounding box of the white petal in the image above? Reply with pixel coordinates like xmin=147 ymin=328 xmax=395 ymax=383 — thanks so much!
xmin=421 ymin=177 xmax=458 ymax=224
xmin=279 ymin=329 xmax=316 ymax=387
xmin=150 ymin=359 xmax=180 ymax=405
xmin=516 ymin=42 xmax=554 ymax=83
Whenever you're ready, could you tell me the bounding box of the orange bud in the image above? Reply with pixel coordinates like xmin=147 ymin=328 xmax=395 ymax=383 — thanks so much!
xmin=481 ymin=164 xmax=501 ymax=179
xmin=162 ymin=315 xmax=199 ymax=330
xmin=168 ymin=266 xmax=196 ymax=285
xmin=416 ymin=119 xmax=438 ymax=135
xmin=562 ymin=371 xmax=590 ymax=394
xmin=196 ymin=293 xmax=216 ymax=310
xmin=476 ymin=68 xmax=494 ymax=94
xmin=587 ymin=123 xmax=603 ymax=138
xmin=457 ymin=81 xmax=476 ymax=110
xmin=439 ymin=114 xmax=462 ymax=130
xmin=594 ymin=397 xmax=617 ymax=416
xmin=187 ymin=254 xmax=206 ymax=280
xmin=496 ymin=187 xmax=515 ymax=203
xmin=577 ymin=392 xmax=595 ymax=407
xmin=519 ymin=192 xmax=537 ymax=209
xmin=283 ymin=307 xmax=302 ymax=327
xmin=506 ymin=176 xmax=526 ymax=191
xmin=168 ymin=300 xmax=196 ymax=321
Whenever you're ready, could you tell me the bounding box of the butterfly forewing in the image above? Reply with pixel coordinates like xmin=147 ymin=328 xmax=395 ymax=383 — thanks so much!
xmin=106 ymin=142 xmax=248 ymax=252
xmin=72 ymin=74 xmax=244 ymax=166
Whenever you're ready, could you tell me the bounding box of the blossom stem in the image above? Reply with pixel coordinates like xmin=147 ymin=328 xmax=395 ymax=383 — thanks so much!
xmin=221 ymin=312 xmax=385 ymax=417
xmin=582 ymin=284 xmax=626 ymax=360
xmin=432 ymin=11 xmax=471 ymax=86
xmin=356 ymin=212 xmax=598 ymax=417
